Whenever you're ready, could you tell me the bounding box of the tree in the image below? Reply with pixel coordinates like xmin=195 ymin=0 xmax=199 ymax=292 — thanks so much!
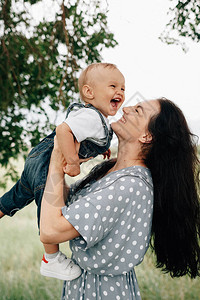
xmin=160 ymin=0 xmax=200 ymax=51
xmin=0 ymin=0 xmax=117 ymax=188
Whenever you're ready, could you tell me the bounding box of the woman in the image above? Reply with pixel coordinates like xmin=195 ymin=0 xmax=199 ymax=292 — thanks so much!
xmin=40 ymin=98 xmax=200 ymax=300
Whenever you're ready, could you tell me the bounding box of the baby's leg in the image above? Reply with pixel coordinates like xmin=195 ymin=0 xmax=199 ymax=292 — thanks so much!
xmin=40 ymin=242 xmax=82 ymax=281
xmin=35 ymin=189 xmax=81 ymax=281
xmin=43 ymin=243 xmax=59 ymax=254
xmin=0 ymin=175 xmax=34 ymax=217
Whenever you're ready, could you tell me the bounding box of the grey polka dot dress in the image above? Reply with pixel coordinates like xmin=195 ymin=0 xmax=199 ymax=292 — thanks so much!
xmin=61 ymin=166 xmax=153 ymax=300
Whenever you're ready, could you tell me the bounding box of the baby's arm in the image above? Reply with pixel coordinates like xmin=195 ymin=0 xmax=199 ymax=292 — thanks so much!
xmin=56 ymin=123 xmax=80 ymax=177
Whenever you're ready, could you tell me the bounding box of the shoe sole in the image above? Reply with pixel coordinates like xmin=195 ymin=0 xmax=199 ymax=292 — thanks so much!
xmin=40 ymin=268 xmax=82 ymax=281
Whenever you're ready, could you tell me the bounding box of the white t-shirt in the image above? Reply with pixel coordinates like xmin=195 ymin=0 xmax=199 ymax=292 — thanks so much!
xmin=64 ymin=108 xmax=110 ymax=143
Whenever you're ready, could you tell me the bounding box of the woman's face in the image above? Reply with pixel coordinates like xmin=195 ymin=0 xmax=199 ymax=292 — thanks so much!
xmin=111 ymin=100 xmax=160 ymax=143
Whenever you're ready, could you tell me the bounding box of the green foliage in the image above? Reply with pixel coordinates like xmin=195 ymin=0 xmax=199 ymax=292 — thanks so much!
xmin=160 ymin=0 xmax=200 ymax=51
xmin=0 ymin=0 xmax=117 ymax=187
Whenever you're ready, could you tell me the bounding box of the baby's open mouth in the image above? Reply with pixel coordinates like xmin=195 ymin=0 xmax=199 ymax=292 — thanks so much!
xmin=110 ymin=99 xmax=121 ymax=108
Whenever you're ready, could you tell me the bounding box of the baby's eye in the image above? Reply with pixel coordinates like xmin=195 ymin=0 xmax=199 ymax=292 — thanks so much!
xmin=135 ymin=108 xmax=139 ymax=113
xmin=110 ymin=84 xmax=115 ymax=88
xmin=121 ymin=88 xmax=125 ymax=91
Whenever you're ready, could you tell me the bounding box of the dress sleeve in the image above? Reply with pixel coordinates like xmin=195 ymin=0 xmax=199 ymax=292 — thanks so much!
xmin=62 ymin=174 xmax=153 ymax=250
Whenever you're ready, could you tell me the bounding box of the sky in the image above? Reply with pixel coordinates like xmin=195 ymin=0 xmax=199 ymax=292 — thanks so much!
xmin=30 ymin=0 xmax=200 ymax=140
xmin=102 ymin=0 xmax=200 ymax=140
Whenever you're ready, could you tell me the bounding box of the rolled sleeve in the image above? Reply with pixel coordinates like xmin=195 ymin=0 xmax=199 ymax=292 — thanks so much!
xmin=62 ymin=199 xmax=104 ymax=248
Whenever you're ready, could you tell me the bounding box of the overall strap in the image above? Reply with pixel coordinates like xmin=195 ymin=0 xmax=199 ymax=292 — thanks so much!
xmin=65 ymin=103 xmax=113 ymax=145
xmin=85 ymin=104 xmax=109 ymax=137
xmin=65 ymin=102 xmax=86 ymax=118
xmin=66 ymin=103 xmax=111 ymax=135
xmin=83 ymin=104 xmax=113 ymax=145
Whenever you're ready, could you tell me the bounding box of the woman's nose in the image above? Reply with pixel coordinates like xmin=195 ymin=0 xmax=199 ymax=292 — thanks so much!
xmin=123 ymin=107 xmax=131 ymax=114
xmin=123 ymin=106 xmax=136 ymax=114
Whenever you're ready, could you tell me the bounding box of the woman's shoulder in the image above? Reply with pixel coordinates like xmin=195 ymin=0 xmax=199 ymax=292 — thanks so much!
xmin=67 ymin=165 xmax=152 ymax=202
xmin=107 ymin=165 xmax=152 ymax=182
xmin=93 ymin=165 xmax=153 ymax=192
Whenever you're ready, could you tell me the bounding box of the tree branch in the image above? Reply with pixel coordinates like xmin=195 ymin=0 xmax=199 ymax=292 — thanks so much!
xmin=59 ymin=1 xmax=78 ymax=99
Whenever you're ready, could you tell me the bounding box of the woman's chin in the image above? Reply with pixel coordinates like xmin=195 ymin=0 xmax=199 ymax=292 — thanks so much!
xmin=111 ymin=121 xmax=123 ymax=138
xmin=110 ymin=121 xmax=117 ymax=132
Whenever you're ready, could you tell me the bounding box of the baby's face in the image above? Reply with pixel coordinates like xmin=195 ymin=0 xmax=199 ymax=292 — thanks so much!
xmin=88 ymin=67 xmax=125 ymax=117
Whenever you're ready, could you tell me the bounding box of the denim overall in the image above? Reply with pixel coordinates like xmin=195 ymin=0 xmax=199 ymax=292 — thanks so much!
xmin=0 ymin=103 xmax=113 ymax=227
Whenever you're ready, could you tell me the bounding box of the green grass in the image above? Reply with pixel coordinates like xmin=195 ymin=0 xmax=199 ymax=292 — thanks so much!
xmin=0 ymin=204 xmax=69 ymax=300
xmin=0 ymin=155 xmax=200 ymax=299
xmin=1 ymin=204 xmax=200 ymax=300
xmin=135 ymin=254 xmax=200 ymax=300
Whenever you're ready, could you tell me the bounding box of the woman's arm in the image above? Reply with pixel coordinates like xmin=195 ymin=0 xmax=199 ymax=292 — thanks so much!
xmin=40 ymin=137 xmax=80 ymax=244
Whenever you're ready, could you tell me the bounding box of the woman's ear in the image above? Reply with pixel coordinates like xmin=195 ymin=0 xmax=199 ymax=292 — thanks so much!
xmin=82 ymin=85 xmax=94 ymax=100
xmin=139 ymin=132 xmax=152 ymax=144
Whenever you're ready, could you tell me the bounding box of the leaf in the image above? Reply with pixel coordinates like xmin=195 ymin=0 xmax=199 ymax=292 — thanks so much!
xmin=160 ymin=0 xmax=199 ymax=50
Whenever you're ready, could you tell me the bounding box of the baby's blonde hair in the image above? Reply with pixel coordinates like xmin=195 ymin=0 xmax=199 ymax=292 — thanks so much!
xmin=78 ymin=62 xmax=117 ymax=101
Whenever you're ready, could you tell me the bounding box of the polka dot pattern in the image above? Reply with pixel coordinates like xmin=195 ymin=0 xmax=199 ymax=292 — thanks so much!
xmin=62 ymin=166 xmax=153 ymax=300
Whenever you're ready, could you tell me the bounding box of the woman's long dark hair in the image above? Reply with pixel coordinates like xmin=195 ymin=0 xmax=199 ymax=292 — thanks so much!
xmin=73 ymin=158 xmax=116 ymax=195
xmin=144 ymin=98 xmax=200 ymax=278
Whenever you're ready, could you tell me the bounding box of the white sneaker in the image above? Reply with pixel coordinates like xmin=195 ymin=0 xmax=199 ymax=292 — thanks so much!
xmin=40 ymin=251 xmax=82 ymax=281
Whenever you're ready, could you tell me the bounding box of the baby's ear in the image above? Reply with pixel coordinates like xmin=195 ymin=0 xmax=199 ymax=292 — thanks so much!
xmin=82 ymin=84 xmax=94 ymax=100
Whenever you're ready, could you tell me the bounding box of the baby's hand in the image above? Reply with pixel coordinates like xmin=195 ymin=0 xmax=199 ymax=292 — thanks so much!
xmin=63 ymin=156 xmax=93 ymax=177
xmin=63 ymin=163 xmax=80 ymax=177
xmin=102 ymin=148 xmax=111 ymax=159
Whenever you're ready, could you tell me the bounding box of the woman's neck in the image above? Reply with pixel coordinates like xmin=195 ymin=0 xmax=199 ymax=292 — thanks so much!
xmin=107 ymin=141 xmax=146 ymax=175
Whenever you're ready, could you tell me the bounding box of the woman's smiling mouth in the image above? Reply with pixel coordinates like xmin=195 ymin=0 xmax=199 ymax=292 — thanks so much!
xmin=119 ymin=115 xmax=126 ymax=123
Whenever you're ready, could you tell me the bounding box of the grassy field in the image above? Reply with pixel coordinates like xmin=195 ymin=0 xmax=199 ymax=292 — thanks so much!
xmin=0 ymin=204 xmax=200 ymax=300
xmin=0 ymin=156 xmax=200 ymax=299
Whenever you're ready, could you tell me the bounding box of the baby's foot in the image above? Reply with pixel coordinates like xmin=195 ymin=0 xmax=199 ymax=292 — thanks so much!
xmin=40 ymin=251 xmax=82 ymax=281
